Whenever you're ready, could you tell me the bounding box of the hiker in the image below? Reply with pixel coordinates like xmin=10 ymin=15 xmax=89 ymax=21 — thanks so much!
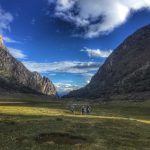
xmin=81 ymin=105 xmax=85 ymax=115
xmin=86 ymin=105 xmax=92 ymax=115
xmin=70 ymin=104 xmax=75 ymax=114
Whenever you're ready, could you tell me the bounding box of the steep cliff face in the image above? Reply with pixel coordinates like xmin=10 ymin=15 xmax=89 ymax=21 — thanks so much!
xmin=66 ymin=24 xmax=150 ymax=99
xmin=0 ymin=47 xmax=57 ymax=96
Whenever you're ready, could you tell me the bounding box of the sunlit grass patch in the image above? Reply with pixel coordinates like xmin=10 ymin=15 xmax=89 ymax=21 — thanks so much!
xmin=0 ymin=105 xmax=65 ymax=116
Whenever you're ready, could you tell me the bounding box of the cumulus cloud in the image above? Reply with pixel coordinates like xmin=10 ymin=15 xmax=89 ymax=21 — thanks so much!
xmin=48 ymin=0 xmax=150 ymax=38
xmin=22 ymin=61 xmax=101 ymax=74
xmin=0 ymin=6 xmax=13 ymax=33
xmin=55 ymin=82 xmax=81 ymax=94
xmin=81 ymin=47 xmax=112 ymax=58
xmin=8 ymin=47 xmax=27 ymax=59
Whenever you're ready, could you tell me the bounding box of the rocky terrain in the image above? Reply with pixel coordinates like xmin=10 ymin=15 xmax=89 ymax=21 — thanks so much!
xmin=66 ymin=24 xmax=150 ymax=100
xmin=0 ymin=46 xmax=57 ymax=97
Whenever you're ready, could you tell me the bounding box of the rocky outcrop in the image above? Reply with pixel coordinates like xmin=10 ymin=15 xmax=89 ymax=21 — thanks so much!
xmin=66 ymin=24 xmax=150 ymax=100
xmin=0 ymin=46 xmax=57 ymax=96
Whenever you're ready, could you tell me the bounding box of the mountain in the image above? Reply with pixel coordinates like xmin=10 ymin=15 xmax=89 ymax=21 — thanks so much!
xmin=0 ymin=44 xmax=57 ymax=97
xmin=66 ymin=24 xmax=150 ymax=100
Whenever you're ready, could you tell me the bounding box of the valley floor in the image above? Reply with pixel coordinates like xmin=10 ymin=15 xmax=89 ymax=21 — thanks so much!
xmin=0 ymin=94 xmax=150 ymax=150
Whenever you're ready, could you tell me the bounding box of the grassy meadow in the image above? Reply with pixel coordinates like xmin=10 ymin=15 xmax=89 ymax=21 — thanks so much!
xmin=0 ymin=94 xmax=150 ymax=150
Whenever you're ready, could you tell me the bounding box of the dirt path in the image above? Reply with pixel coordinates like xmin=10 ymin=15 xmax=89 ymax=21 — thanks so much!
xmin=19 ymin=113 xmax=150 ymax=125
xmin=64 ymin=114 xmax=150 ymax=125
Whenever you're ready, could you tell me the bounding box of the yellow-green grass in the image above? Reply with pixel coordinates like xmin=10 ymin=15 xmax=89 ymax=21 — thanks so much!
xmin=0 ymin=95 xmax=150 ymax=150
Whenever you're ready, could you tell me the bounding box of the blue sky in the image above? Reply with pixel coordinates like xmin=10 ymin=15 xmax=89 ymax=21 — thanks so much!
xmin=0 ymin=0 xmax=150 ymax=95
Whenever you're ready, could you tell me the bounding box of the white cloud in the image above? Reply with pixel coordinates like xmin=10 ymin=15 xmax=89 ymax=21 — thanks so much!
xmin=22 ymin=61 xmax=101 ymax=74
xmin=8 ymin=47 xmax=27 ymax=59
xmin=81 ymin=47 xmax=112 ymax=58
xmin=3 ymin=36 xmax=20 ymax=43
xmin=49 ymin=0 xmax=150 ymax=38
xmin=55 ymin=82 xmax=81 ymax=94
xmin=0 ymin=6 xmax=13 ymax=33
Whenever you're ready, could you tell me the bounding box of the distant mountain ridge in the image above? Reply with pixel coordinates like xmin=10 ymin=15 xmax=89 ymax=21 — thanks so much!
xmin=0 ymin=45 xmax=57 ymax=97
xmin=66 ymin=24 xmax=150 ymax=100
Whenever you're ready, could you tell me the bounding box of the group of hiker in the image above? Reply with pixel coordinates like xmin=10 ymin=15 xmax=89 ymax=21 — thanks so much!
xmin=70 ymin=104 xmax=92 ymax=115
xmin=81 ymin=105 xmax=92 ymax=115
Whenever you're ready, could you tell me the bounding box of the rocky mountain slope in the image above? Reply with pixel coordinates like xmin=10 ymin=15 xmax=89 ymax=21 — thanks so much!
xmin=66 ymin=24 xmax=150 ymax=100
xmin=0 ymin=46 xmax=57 ymax=96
